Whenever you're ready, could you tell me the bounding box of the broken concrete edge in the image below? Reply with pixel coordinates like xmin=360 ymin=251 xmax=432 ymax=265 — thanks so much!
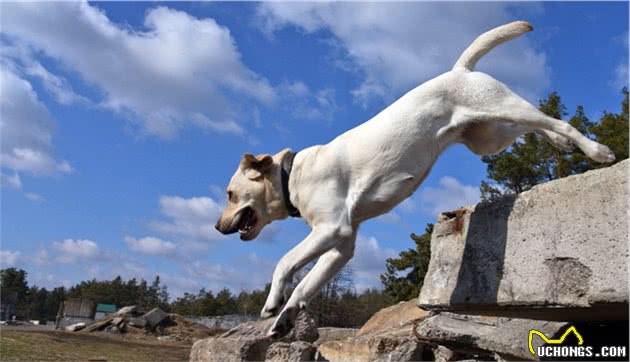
xmin=415 ymin=303 xmax=629 ymax=322
xmin=412 ymin=312 xmax=576 ymax=361
xmin=418 ymin=160 xmax=628 ymax=319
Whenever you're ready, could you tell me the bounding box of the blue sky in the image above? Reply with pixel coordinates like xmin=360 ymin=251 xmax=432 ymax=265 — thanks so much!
xmin=1 ymin=2 xmax=627 ymax=297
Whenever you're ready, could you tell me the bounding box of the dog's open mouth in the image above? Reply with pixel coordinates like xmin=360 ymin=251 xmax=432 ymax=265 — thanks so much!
xmin=238 ymin=207 xmax=257 ymax=240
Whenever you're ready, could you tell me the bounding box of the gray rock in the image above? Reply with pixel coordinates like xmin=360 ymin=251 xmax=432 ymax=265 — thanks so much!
xmin=64 ymin=322 xmax=86 ymax=332
xmin=112 ymin=317 xmax=124 ymax=326
xmin=432 ymin=345 xmax=456 ymax=362
xmin=292 ymin=310 xmax=319 ymax=343
xmin=316 ymin=327 xmax=358 ymax=345
xmin=414 ymin=312 xmax=569 ymax=361
xmin=370 ymin=338 xmax=424 ymax=362
xmin=128 ymin=317 xmax=147 ymax=328
xmin=143 ymin=307 xmax=168 ymax=327
xmin=265 ymin=342 xmax=291 ymax=362
xmin=219 ymin=317 xmax=275 ymax=339
xmin=418 ymin=160 xmax=629 ymax=320
xmin=265 ymin=341 xmax=316 ymax=362
xmin=83 ymin=317 xmax=113 ymax=332
xmin=115 ymin=305 xmax=138 ymax=316
xmin=190 ymin=310 xmax=318 ymax=362
xmin=191 ymin=335 xmax=272 ymax=362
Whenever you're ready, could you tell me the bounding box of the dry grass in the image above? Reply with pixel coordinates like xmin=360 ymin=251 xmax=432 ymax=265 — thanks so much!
xmin=0 ymin=329 xmax=191 ymax=361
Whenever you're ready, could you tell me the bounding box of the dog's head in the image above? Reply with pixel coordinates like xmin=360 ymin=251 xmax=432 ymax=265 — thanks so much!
xmin=215 ymin=151 xmax=288 ymax=241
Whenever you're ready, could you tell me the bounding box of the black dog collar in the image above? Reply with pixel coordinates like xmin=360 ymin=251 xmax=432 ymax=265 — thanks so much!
xmin=280 ymin=151 xmax=301 ymax=218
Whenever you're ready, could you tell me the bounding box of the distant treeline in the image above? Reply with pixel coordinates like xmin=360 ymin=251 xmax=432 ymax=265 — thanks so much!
xmin=0 ymin=266 xmax=394 ymax=327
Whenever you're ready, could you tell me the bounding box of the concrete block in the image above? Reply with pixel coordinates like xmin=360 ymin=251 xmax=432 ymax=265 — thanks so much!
xmin=128 ymin=317 xmax=147 ymax=328
xmin=418 ymin=160 xmax=629 ymax=320
xmin=414 ymin=313 xmax=568 ymax=361
xmin=142 ymin=308 xmax=168 ymax=327
xmin=65 ymin=322 xmax=86 ymax=332
xmin=115 ymin=305 xmax=138 ymax=316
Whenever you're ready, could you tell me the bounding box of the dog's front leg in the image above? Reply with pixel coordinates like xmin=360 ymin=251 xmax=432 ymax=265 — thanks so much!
xmin=268 ymin=230 xmax=356 ymax=337
xmin=261 ymin=225 xmax=343 ymax=319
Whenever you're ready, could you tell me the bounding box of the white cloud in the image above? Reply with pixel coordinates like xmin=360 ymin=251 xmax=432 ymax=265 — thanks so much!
xmin=417 ymin=176 xmax=480 ymax=217
xmin=158 ymin=272 xmax=200 ymax=298
xmin=52 ymin=239 xmax=101 ymax=263
xmin=149 ymin=195 xmax=225 ymax=250
xmin=398 ymin=198 xmax=416 ymax=213
xmin=185 ymin=253 xmax=274 ymax=292
xmin=1 ymin=2 xmax=275 ymax=139
xmin=0 ymin=250 xmax=21 ymax=266
xmin=25 ymin=192 xmax=44 ymax=202
xmin=124 ymin=236 xmax=177 ymax=257
xmin=611 ymin=31 xmax=628 ymax=90
xmin=278 ymin=81 xmax=337 ymax=123
xmin=0 ymin=172 xmax=22 ymax=190
xmin=32 ymin=249 xmax=51 ymax=266
xmin=613 ymin=63 xmax=628 ymax=90
xmin=0 ymin=67 xmax=72 ymax=176
xmin=258 ymin=3 xmax=549 ymax=106
xmin=376 ymin=211 xmax=403 ymax=226
xmin=24 ymin=59 xmax=88 ymax=106
xmin=349 ymin=235 xmax=397 ymax=290
xmin=376 ymin=197 xmax=416 ymax=225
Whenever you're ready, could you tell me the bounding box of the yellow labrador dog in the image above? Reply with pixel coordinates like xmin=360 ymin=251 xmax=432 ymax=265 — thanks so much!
xmin=215 ymin=21 xmax=615 ymax=336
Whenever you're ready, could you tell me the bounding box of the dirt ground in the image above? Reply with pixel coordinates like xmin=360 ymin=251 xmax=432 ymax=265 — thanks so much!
xmin=0 ymin=327 xmax=192 ymax=361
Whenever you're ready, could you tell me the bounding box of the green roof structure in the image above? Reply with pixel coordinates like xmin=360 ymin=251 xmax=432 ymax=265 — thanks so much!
xmin=96 ymin=304 xmax=117 ymax=313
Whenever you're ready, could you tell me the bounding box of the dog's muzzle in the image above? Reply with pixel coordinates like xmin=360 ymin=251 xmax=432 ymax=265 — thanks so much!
xmin=215 ymin=218 xmax=238 ymax=235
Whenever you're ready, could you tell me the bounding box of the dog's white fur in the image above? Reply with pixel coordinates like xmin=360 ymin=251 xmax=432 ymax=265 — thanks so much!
xmin=216 ymin=21 xmax=615 ymax=336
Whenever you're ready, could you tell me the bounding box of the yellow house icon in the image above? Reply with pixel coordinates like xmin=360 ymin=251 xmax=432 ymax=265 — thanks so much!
xmin=528 ymin=326 xmax=584 ymax=355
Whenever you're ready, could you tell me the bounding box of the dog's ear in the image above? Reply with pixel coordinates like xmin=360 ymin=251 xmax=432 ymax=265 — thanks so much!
xmin=240 ymin=153 xmax=273 ymax=180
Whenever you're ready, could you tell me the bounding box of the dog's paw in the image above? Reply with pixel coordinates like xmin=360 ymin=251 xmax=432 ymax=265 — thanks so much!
xmin=588 ymin=143 xmax=616 ymax=163
xmin=260 ymin=295 xmax=286 ymax=319
xmin=266 ymin=307 xmax=298 ymax=339
xmin=260 ymin=305 xmax=279 ymax=319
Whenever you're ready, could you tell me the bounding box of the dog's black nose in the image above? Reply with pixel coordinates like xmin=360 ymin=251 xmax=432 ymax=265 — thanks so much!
xmin=215 ymin=221 xmax=222 ymax=233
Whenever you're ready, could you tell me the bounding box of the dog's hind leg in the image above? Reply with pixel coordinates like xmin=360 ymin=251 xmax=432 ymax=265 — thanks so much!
xmin=268 ymin=233 xmax=356 ymax=337
xmin=459 ymin=93 xmax=614 ymax=163
xmin=460 ymin=122 xmax=573 ymax=156
xmin=538 ymin=130 xmax=574 ymax=151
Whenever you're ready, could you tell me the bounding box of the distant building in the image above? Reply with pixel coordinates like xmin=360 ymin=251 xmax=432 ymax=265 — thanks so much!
xmin=1 ymin=291 xmax=18 ymax=321
xmin=56 ymin=298 xmax=96 ymax=329
xmin=94 ymin=303 xmax=117 ymax=320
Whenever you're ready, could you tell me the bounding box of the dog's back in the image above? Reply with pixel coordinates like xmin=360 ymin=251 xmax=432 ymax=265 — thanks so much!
xmin=298 ymin=21 xmax=537 ymax=222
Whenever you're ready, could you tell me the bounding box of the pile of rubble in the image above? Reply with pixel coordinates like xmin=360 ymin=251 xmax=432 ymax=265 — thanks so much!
xmin=191 ymin=310 xmax=320 ymax=362
xmin=65 ymin=306 xmax=217 ymax=343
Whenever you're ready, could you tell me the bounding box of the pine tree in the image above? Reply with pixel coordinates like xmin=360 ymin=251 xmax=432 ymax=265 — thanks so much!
xmin=380 ymin=224 xmax=432 ymax=302
xmin=591 ymin=87 xmax=629 ymax=162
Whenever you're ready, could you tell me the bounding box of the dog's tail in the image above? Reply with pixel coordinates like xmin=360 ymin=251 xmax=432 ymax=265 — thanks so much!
xmin=453 ymin=21 xmax=533 ymax=71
